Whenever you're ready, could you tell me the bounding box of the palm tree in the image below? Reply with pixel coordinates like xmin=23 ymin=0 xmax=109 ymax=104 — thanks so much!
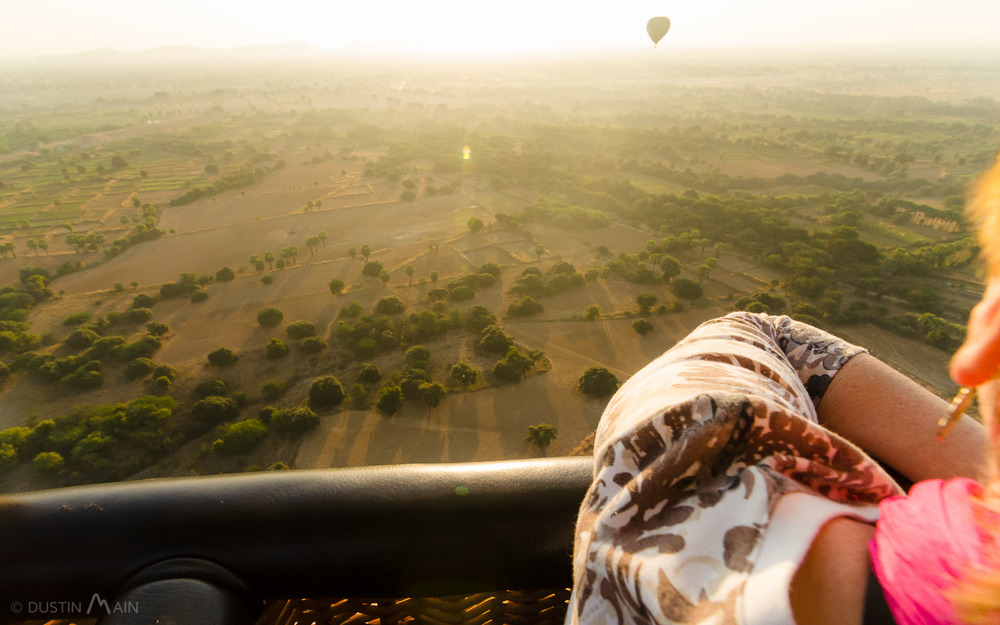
xmin=405 ymin=264 xmax=415 ymax=286
xmin=318 ymin=231 xmax=328 ymax=247
xmin=348 ymin=247 xmax=357 ymax=261
xmin=534 ymin=244 xmax=546 ymax=264
xmin=26 ymin=239 xmax=37 ymax=256
xmin=264 ymin=252 xmax=274 ymax=270
xmin=361 ymin=244 xmax=372 ymax=262
xmin=250 ymin=254 xmax=262 ymax=271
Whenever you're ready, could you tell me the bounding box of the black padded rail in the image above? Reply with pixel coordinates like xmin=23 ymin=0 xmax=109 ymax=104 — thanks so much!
xmin=0 ymin=457 xmax=593 ymax=621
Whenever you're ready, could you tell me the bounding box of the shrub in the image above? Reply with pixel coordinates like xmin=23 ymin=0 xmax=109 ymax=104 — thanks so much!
xmin=195 ymin=378 xmax=228 ymax=398
xmin=63 ymin=312 xmax=92 ymax=326
xmin=492 ymin=359 xmax=522 ymax=383
xmin=418 ymin=382 xmax=446 ymax=408
xmin=190 ymin=290 xmax=209 ymax=302
xmin=266 ymin=338 xmax=289 ymax=360
xmin=550 ymin=261 xmax=576 ymax=275
xmin=192 ymin=396 xmax=239 ymax=425
xmin=33 ymin=451 xmax=64 ymax=477
xmin=377 ymin=385 xmax=404 ymax=415
xmin=578 ymin=366 xmax=619 ymax=398
xmin=145 ymin=321 xmax=169 ymax=336
xmin=480 ymin=325 xmax=513 ymax=353
xmin=507 ymin=296 xmax=543 ymax=317
xmin=358 ymin=363 xmax=382 ymax=384
xmin=215 ymin=266 xmax=235 ymax=282
xmin=125 ymin=357 xmax=157 ymax=380
xmin=260 ymin=275 xmax=274 ymax=285
xmin=632 ymin=319 xmax=654 ymax=335
xmin=449 ymin=285 xmax=475 ymax=301
xmin=151 ymin=364 xmax=177 ymax=381
xmin=85 ymin=336 xmax=126 ymax=360
xmin=132 ymin=294 xmax=157 ymax=308
xmin=465 ymin=306 xmax=497 ymax=333
xmin=636 ymin=293 xmax=658 ymax=312
xmin=270 ymin=407 xmax=319 ymax=435
xmin=119 ymin=335 xmax=162 ymax=360
xmin=308 ymin=375 xmax=346 ymax=408
xmin=427 ymin=288 xmax=448 ymax=301
xmin=212 ymin=419 xmax=268 ymax=455
xmin=125 ymin=307 xmax=153 ymax=323
xmin=450 ymin=362 xmax=478 ymax=385
xmin=584 ymin=305 xmax=601 ymax=320
xmin=207 ymin=347 xmax=238 ymax=367
xmin=261 ymin=379 xmax=287 ymax=401
xmin=338 ymin=302 xmax=364 ymax=319
xmin=329 ymin=278 xmax=345 ymax=295
xmin=362 ymin=261 xmax=384 ymax=277
xmin=375 ymin=296 xmax=406 ymax=315
xmin=65 ymin=327 xmax=101 ymax=350
xmin=286 ymin=321 xmax=316 ymax=339
xmin=479 ymin=262 xmax=501 ymax=278
xmin=298 ymin=336 xmax=327 ymax=354
xmin=671 ymin=278 xmax=703 ymax=300
xmin=404 ymin=345 xmax=431 ymax=365
xmin=257 ymin=307 xmax=284 ymax=328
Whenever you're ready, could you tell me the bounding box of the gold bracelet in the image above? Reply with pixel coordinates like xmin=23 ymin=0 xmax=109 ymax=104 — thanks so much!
xmin=937 ymin=386 xmax=975 ymax=441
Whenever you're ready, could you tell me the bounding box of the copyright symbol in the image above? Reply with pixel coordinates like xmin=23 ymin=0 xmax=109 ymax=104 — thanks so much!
xmin=9 ymin=602 xmax=21 ymax=614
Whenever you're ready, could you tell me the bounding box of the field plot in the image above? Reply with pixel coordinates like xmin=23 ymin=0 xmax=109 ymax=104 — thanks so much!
xmin=0 ymin=51 xmax=995 ymax=491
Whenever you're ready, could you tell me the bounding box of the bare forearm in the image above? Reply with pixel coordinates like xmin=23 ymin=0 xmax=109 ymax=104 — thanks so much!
xmin=818 ymin=352 xmax=989 ymax=483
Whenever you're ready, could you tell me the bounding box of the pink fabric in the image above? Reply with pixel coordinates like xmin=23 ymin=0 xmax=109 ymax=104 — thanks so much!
xmin=869 ymin=478 xmax=993 ymax=625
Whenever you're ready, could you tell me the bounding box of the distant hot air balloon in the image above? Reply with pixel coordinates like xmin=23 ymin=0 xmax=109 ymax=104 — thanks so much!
xmin=646 ymin=16 xmax=671 ymax=47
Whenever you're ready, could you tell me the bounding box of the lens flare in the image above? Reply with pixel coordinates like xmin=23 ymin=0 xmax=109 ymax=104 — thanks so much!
xmin=462 ymin=146 xmax=471 ymax=161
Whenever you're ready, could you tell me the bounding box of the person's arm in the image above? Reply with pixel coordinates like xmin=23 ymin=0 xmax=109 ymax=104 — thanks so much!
xmin=817 ymin=352 xmax=989 ymax=483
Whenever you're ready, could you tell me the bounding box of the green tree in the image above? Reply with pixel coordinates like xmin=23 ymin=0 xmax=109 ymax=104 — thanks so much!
xmin=468 ymin=216 xmax=485 ymax=234
xmin=418 ymin=382 xmax=447 ymax=408
xmin=584 ymin=305 xmax=601 ymax=320
xmin=358 ymin=363 xmax=382 ymax=384
xmin=318 ymin=231 xmax=328 ymax=247
xmin=266 ymin=338 xmax=289 ymax=360
xmin=534 ymin=244 xmax=546 ymax=263
xmin=264 ymin=252 xmax=275 ymax=269
xmin=671 ymin=278 xmax=703 ymax=300
xmin=216 ymin=266 xmax=235 ymax=282
xmin=309 ymin=375 xmax=346 ymax=408
xmin=377 ymin=385 xmax=404 ymax=415
xmin=578 ymin=366 xmax=619 ymax=398
xmin=449 ymin=362 xmax=478 ymax=386
xmin=378 ymin=269 xmax=390 ymax=286
xmin=270 ymin=407 xmax=319 ymax=435
xmin=33 ymin=451 xmax=64 ymax=477
xmin=636 ymin=293 xmax=657 ymax=314
xmin=257 ymin=307 xmax=284 ymax=328
xmin=261 ymin=379 xmax=287 ymax=401
xmin=285 ymin=321 xmax=316 ymax=339
xmin=361 ymin=244 xmax=372 ymax=262
xmin=207 ymin=347 xmax=239 ymax=367
xmin=632 ymin=319 xmax=654 ymax=335
xmin=405 ymin=264 xmax=415 ymax=286
xmin=192 ymin=395 xmax=239 ymax=424
xmin=525 ymin=423 xmax=558 ymax=455
xmin=329 ymin=278 xmax=345 ymax=295
xmin=659 ymin=255 xmax=682 ymax=282
xmin=212 ymin=419 xmax=267 ymax=455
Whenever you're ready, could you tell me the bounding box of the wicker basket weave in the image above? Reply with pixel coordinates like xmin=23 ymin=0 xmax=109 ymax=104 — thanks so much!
xmin=258 ymin=589 xmax=572 ymax=625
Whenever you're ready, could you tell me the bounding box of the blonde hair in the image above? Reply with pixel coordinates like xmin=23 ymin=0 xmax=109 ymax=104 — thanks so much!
xmin=953 ymin=154 xmax=1000 ymax=624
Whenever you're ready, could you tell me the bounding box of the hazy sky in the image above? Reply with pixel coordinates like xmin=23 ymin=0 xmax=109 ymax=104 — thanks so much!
xmin=4 ymin=0 xmax=1000 ymax=58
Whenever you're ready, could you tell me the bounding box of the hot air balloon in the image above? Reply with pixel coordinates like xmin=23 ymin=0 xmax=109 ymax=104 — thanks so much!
xmin=646 ymin=16 xmax=671 ymax=47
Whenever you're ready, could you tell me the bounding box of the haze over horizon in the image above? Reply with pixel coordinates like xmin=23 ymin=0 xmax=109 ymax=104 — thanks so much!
xmin=4 ymin=0 xmax=1000 ymax=60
